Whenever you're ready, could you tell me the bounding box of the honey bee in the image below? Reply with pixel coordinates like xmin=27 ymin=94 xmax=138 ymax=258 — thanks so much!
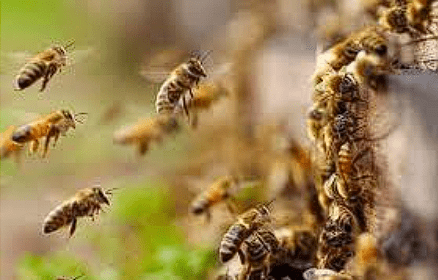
xmin=11 ymin=110 xmax=86 ymax=157
xmin=56 ymin=275 xmax=84 ymax=280
xmin=379 ymin=0 xmax=438 ymax=35
xmin=276 ymin=227 xmax=317 ymax=270
xmin=14 ymin=40 xmax=74 ymax=92
xmin=239 ymin=227 xmax=279 ymax=280
xmin=42 ymin=186 xmax=115 ymax=237
xmin=352 ymin=233 xmax=380 ymax=276
xmin=155 ymin=51 xmax=208 ymax=121
xmin=0 ymin=125 xmax=23 ymax=163
xmin=303 ymin=268 xmax=352 ymax=280
xmin=312 ymin=26 xmax=389 ymax=85
xmin=219 ymin=202 xmax=273 ymax=263
xmin=317 ymin=202 xmax=358 ymax=271
xmin=321 ymin=202 xmax=358 ymax=248
xmin=188 ymin=81 xmax=229 ymax=127
xmin=113 ymin=114 xmax=180 ymax=156
xmin=307 ymin=105 xmax=327 ymax=144
xmin=190 ymin=176 xmax=239 ymax=222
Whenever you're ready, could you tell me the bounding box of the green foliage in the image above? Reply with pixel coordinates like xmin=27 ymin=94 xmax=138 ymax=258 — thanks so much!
xmin=17 ymin=252 xmax=91 ymax=280
xmin=16 ymin=180 xmax=216 ymax=279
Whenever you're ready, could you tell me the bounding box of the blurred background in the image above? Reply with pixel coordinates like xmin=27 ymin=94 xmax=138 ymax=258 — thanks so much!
xmin=1 ymin=0 xmax=438 ymax=279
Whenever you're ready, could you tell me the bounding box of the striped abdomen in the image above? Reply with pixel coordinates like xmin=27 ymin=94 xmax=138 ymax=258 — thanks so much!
xmin=256 ymin=228 xmax=279 ymax=254
xmin=245 ymin=234 xmax=269 ymax=263
xmin=15 ymin=61 xmax=47 ymax=90
xmin=43 ymin=203 xmax=74 ymax=234
xmin=191 ymin=186 xmax=227 ymax=215
xmin=155 ymin=79 xmax=186 ymax=115
xmin=12 ymin=122 xmax=50 ymax=143
xmin=220 ymin=223 xmax=249 ymax=263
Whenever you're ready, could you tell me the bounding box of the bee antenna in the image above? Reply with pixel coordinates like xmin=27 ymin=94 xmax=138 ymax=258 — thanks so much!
xmin=265 ymin=198 xmax=276 ymax=208
xmin=190 ymin=50 xmax=202 ymax=60
xmin=200 ymin=50 xmax=212 ymax=63
xmin=105 ymin=187 xmax=120 ymax=194
xmin=74 ymin=112 xmax=88 ymax=124
xmin=64 ymin=39 xmax=75 ymax=51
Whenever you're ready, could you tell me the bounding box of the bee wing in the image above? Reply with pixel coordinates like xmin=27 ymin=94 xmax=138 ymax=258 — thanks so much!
xmin=139 ymin=48 xmax=188 ymax=83
xmin=397 ymin=35 xmax=438 ymax=74
xmin=0 ymin=50 xmax=33 ymax=75
xmin=68 ymin=46 xmax=99 ymax=65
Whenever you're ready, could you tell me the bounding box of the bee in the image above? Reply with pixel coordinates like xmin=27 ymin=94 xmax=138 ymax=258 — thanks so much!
xmin=276 ymin=227 xmax=317 ymax=271
xmin=11 ymin=110 xmax=86 ymax=157
xmin=155 ymin=51 xmax=208 ymax=121
xmin=320 ymin=202 xmax=358 ymax=248
xmin=312 ymin=26 xmax=389 ymax=86
xmin=219 ymin=202 xmax=273 ymax=263
xmin=352 ymin=233 xmax=380 ymax=276
xmin=0 ymin=125 xmax=23 ymax=163
xmin=379 ymin=0 xmax=438 ymax=35
xmin=14 ymin=40 xmax=74 ymax=92
xmin=56 ymin=275 xmax=84 ymax=280
xmin=190 ymin=176 xmax=239 ymax=222
xmin=188 ymin=81 xmax=229 ymax=128
xmin=42 ymin=186 xmax=115 ymax=237
xmin=303 ymin=268 xmax=352 ymax=280
xmin=307 ymin=105 xmax=327 ymax=144
xmin=113 ymin=114 xmax=180 ymax=156
xmin=239 ymin=226 xmax=279 ymax=280
xmin=317 ymin=245 xmax=355 ymax=272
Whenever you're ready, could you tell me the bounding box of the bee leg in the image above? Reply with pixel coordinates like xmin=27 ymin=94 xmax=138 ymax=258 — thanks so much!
xmin=139 ymin=141 xmax=148 ymax=155
xmin=237 ymin=248 xmax=246 ymax=264
xmin=52 ymin=129 xmax=61 ymax=147
xmin=69 ymin=218 xmax=77 ymax=237
xmin=189 ymin=88 xmax=194 ymax=99
xmin=205 ymin=210 xmax=211 ymax=223
xmin=182 ymin=95 xmax=190 ymax=121
xmin=190 ymin=112 xmax=198 ymax=129
xmin=225 ymin=199 xmax=238 ymax=216
xmin=40 ymin=64 xmax=57 ymax=92
xmin=30 ymin=139 xmax=39 ymax=154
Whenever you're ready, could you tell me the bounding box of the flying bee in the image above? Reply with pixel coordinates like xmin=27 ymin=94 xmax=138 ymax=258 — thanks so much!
xmin=312 ymin=26 xmax=389 ymax=86
xmin=113 ymin=114 xmax=180 ymax=156
xmin=239 ymin=227 xmax=279 ymax=280
xmin=188 ymin=81 xmax=229 ymax=128
xmin=56 ymin=275 xmax=84 ymax=280
xmin=190 ymin=176 xmax=239 ymax=222
xmin=13 ymin=40 xmax=74 ymax=92
xmin=219 ymin=202 xmax=273 ymax=263
xmin=155 ymin=51 xmax=209 ymax=122
xmin=42 ymin=186 xmax=116 ymax=237
xmin=11 ymin=110 xmax=86 ymax=157
xmin=0 ymin=125 xmax=23 ymax=163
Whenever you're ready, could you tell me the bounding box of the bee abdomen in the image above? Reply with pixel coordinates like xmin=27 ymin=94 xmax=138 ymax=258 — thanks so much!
xmin=15 ymin=61 xmax=47 ymax=90
xmin=220 ymin=223 xmax=248 ymax=263
xmin=191 ymin=198 xmax=209 ymax=215
xmin=42 ymin=204 xmax=73 ymax=234
xmin=11 ymin=125 xmax=33 ymax=143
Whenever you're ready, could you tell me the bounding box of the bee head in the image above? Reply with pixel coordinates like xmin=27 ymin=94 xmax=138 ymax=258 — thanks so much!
xmin=52 ymin=45 xmax=68 ymax=57
xmin=187 ymin=54 xmax=208 ymax=78
xmin=386 ymin=7 xmax=408 ymax=33
xmin=93 ymin=187 xmax=110 ymax=205
xmin=61 ymin=110 xmax=76 ymax=129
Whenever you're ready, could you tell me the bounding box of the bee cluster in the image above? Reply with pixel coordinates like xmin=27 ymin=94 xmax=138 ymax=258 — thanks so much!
xmin=2 ymin=0 xmax=438 ymax=279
